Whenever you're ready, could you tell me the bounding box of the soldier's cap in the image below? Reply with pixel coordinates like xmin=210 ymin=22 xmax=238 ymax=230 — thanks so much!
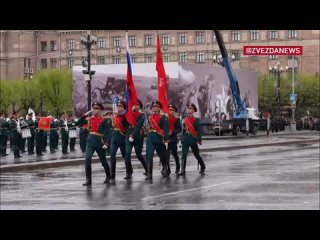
xmin=27 ymin=112 xmax=33 ymax=115
xmin=92 ymin=102 xmax=104 ymax=110
xmin=188 ymin=103 xmax=197 ymax=112
xmin=133 ymin=99 xmax=143 ymax=108
xmin=117 ymin=100 xmax=126 ymax=109
xmin=168 ymin=104 xmax=178 ymax=112
xmin=151 ymin=100 xmax=162 ymax=109
xmin=35 ymin=112 xmax=41 ymax=116
xmin=68 ymin=113 xmax=74 ymax=117
xmin=104 ymin=111 xmax=112 ymax=116
xmin=12 ymin=111 xmax=18 ymax=115
xmin=199 ymin=85 xmax=206 ymax=92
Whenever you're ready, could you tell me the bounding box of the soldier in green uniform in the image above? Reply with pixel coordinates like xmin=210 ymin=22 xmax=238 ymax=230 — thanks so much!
xmin=110 ymin=100 xmax=129 ymax=180
xmin=58 ymin=112 xmax=69 ymax=155
xmin=78 ymin=116 xmax=89 ymax=153
xmin=179 ymin=103 xmax=206 ymax=176
xmin=0 ymin=112 xmax=10 ymax=157
xmin=77 ymin=102 xmax=111 ymax=186
xmin=167 ymin=104 xmax=182 ymax=174
xmin=49 ymin=116 xmax=58 ymax=153
xmin=19 ymin=117 xmax=28 ymax=153
xmin=68 ymin=114 xmax=77 ymax=152
xmin=26 ymin=113 xmax=35 ymax=154
xmin=34 ymin=113 xmax=44 ymax=156
xmin=145 ymin=100 xmax=170 ymax=180
xmin=103 ymin=112 xmax=113 ymax=156
xmin=124 ymin=100 xmax=148 ymax=179
xmin=9 ymin=112 xmax=22 ymax=159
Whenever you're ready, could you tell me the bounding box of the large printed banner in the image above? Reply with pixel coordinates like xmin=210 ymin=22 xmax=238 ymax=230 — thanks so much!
xmin=73 ymin=62 xmax=258 ymax=123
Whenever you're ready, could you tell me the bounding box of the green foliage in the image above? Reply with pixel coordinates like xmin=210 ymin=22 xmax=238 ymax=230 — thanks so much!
xmin=258 ymin=73 xmax=320 ymax=118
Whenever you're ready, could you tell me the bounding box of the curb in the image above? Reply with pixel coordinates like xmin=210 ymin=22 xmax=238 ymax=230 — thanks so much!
xmin=1 ymin=138 xmax=318 ymax=173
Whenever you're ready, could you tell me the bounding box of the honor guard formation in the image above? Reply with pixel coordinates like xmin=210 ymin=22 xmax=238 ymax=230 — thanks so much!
xmin=0 ymin=100 xmax=206 ymax=186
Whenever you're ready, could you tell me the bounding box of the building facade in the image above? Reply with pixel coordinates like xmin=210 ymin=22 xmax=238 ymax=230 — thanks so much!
xmin=0 ymin=30 xmax=319 ymax=80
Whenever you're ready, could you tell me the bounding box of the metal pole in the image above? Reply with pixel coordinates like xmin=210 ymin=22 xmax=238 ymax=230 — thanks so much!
xmin=219 ymin=99 xmax=221 ymax=136
xmin=87 ymin=31 xmax=92 ymax=112
xmin=292 ymin=59 xmax=295 ymax=122
xmin=277 ymin=68 xmax=281 ymax=121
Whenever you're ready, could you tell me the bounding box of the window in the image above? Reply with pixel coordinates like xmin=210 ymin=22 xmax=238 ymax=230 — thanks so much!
xmin=113 ymin=56 xmax=121 ymax=64
xmin=196 ymin=32 xmax=205 ymax=44
xmin=163 ymin=53 xmax=170 ymax=62
xmin=128 ymin=35 xmax=136 ymax=47
xmin=269 ymin=55 xmax=278 ymax=60
xmin=67 ymin=57 xmax=73 ymax=67
xmin=113 ymin=37 xmax=121 ymax=48
xmin=178 ymin=33 xmax=187 ymax=44
xmin=50 ymin=40 xmax=57 ymax=51
xmin=231 ymin=50 xmax=240 ymax=61
xmin=97 ymin=56 xmax=105 ymax=65
xmin=27 ymin=58 xmax=31 ymax=68
xmin=250 ymin=30 xmax=259 ymax=40
xmin=231 ymin=31 xmax=241 ymax=42
xmin=269 ymin=30 xmax=278 ymax=40
xmin=50 ymin=58 xmax=57 ymax=68
xmin=40 ymin=41 xmax=47 ymax=52
xmin=131 ymin=54 xmax=136 ymax=63
xmin=144 ymin=35 xmax=154 ymax=46
xmin=145 ymin=54 xmax=152 ymax=63
xmin=196 ymin=52 xmax=205 ymax=63
xmin=24 ymin=58 xmax=31 ymax=68
xmin=41 ymin=59 xmax=47 ymax=69
xmin=179 ymin=52 xmax=188 ymax=63
xmin=97 ymin=37 xmax=105 ymax=48
xmin=67 ymin=39 xmax=75 ymax=50
xmin=162 ymin=33 xmax=170 ymax=45
xmin=212 ymin=32 xmax=216 ymax=42
xmin=288 ymin=30 xmax=298 ymax=39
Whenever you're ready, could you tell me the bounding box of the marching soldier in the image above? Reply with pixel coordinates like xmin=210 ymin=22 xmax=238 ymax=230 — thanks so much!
xmin=78 ymin=116 xmax=89 ymax=153
xmin=145 ymin=100 xmax=170 ymax=180
xmin=124 ymin=99 xmax=148 ymax=179
xmin=0 ymin=112 xmax=10 ymax=157
xmin=179 ymin=103 xmax=206 ymax=176
xmin=19 ymin=117 xmax=28 ymax=153
xmin=167 ymin=104 xmax=182 ymax=174
xmin=68 ymin=114 xmax=77 ymax=152
xmin=58 ymin=112 xmax=69 ymax=155
xmin=49 ymin=116 xmax=58 ymax=153
xmin=103 ymin=111 xmax=113 ymax=155
xmin=110 ymin=100 xmax=128 ymax=180
xmin=77 ymin=102 xmax=111 ymax=186
xmin=34 ymin=113 xmax=44 ymax=156
xmin=26 ymin=113 xmax=35 ymax=154
xmin=9 ymin=112 xmax=22 ymax=159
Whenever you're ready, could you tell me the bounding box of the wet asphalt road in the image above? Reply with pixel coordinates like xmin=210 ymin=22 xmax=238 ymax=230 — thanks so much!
xmin=1 ymin=139 xmax=319 ymax=210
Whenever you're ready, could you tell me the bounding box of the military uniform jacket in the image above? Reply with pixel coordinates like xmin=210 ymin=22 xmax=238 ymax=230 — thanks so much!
xmin=168 ymin=115 xmax=182 ymax=142
xmin=126 ymin=111 xmax=145 ymax=140
xmin=112 ymin=113 xmax=129 ymax=144
xmin=147 ymin=113 xmax=169 ymax=143
xmin=26 ymin=119 xmax=35 ymax=135
xmin=50 ymin=120 xmax=58 ymax=133
xmin=78 ymin=115 xmax=111 ymax=148
xmin=9 ymin=119 xmax=20 ymax=142
xmin=68 ymin=119 xmax=77 ymax=130
xmin=182 ymin=116 xmax=202 ymax=145
xmin=0 ymin=118 xmax=10 ymax=137
xmin=58 ymin=119 xmax=69 ymax=135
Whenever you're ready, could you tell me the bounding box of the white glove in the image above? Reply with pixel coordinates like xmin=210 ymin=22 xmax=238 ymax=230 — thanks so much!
xmin=85 ymin=110 xmax=93 ymax=116
xmin=129 ymin=136 xmax=134 ymax=142
xmin=102 ymin=144 xmax=108 ymax=149
xmin=164 ymin=142 xmax=168 ymax=149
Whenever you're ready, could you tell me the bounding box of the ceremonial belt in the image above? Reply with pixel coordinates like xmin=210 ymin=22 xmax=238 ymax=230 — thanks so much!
xmin=114 ymin=128 xmax=125 ymax=136
xmin=89 ymin=131 xmax=104 ymax=137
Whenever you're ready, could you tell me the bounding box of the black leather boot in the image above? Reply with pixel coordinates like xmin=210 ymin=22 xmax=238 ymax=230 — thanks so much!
xmin=178 ymin=158 xmax=186 ymax=176
xmin=145 ymin=162 xmax=153 ymax=180
xmin=104 ymin=166 xmax=111 ymax=183
xmin=82 ymin=167 xmax=92 ymax=186
xmin=198 ymin=158 xmax=206 ymax=173
xmin=124 ymin=163 xmax=133 ymax=180
xmin=175 ymin=158 xmax=180 ymax=173
xmin=141 ymin=160 xmax=147 ymax=176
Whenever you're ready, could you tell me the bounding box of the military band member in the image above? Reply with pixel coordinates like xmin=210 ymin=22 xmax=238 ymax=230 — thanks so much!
xmin=58 ymin=112 xmax=69 ymax=155
xmin=78 ymin=102 xmax=111 ymax=186
xmin=26 ymin=113 xmax=35 ymax=154
xmin=179 ymin=103 xmax=206 ymax=176
xmin=167 ymin=104 xmax=182 ymax=174
xmin=68 ymin=114 xmax=77 ymax=152
xmin=0 ymin=112 xmax=10 ymax=157
xmin=124 ymin=99 xmax=148 ymax=179
xmin=49 ymin=116 xmax=58 ymax=153
xmin=34 ymin=113 xmax=44 ymax=156
xmin=78 ymin=116 xmax=89 ymax=153
xmin=19 ymin=117 xmax=27 ymax=153
xmin=145 ymin=100 xmax=170 ymax=180
xmin=9 ymin=112 xmax=22 ymax=159
xmin=103 ymin=111 xmax=113 ymax=155
xmin=110 ymin=100 xmax=129 ymax=180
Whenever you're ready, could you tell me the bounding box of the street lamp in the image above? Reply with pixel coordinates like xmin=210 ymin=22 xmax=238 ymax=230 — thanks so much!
xmin=213 ymin=53 xmax=236 ymax=66
xmin=81 ymin=30 xmax=97 ymax=111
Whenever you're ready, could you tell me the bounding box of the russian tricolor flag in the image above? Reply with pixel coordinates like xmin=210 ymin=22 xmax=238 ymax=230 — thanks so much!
xmin=125 ymin=31 xmax=138 ymax=126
